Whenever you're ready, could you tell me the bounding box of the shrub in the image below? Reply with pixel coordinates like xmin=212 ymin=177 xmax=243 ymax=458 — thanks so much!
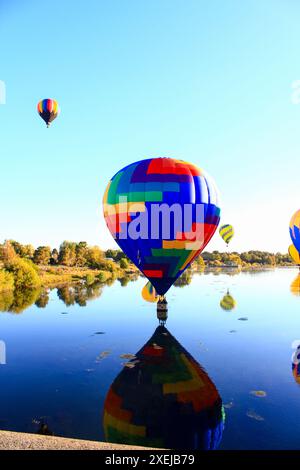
xmin=0 ymin=269 xmax=15 ymax=293
xmin=85 ymin=273 xmax=95 ymax=286
xmin=120 ymin=258 xmax=129 ymax=269
xmin=5 ymin=257 xmax=41 ymax=289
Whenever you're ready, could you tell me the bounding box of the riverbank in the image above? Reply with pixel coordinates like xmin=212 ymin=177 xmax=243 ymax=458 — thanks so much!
xmin=0 ymin=430 xmax=151 ymax=450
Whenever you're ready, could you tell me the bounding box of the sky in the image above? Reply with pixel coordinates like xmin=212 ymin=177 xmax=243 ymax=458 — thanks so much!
xmin=0 ymin=0 xmax=300 ymax=253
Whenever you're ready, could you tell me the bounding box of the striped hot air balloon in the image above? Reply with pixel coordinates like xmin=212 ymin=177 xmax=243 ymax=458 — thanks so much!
xmin=37 ymin=99 xmax=60 ymax=127
xmin=219 ymin=224 xmax=234 ymax=246
xmin=291 ymin=274 xmax=300 ymax=297
xmin=290 ymin=210 xmax=300 ymax=253
xmin=289 ymin=244 xmax=300 ymax=266
xmin=220 ymin=290 xmax=236 ymax=311
xmin=103 ymin=158 xmax=221 ymax=296
xmin=141 ymin=281 xmax=158 ymax=303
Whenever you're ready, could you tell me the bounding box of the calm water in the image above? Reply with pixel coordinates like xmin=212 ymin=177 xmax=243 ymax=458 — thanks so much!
xmin=1 ymin=268 xmax=300 ymax=449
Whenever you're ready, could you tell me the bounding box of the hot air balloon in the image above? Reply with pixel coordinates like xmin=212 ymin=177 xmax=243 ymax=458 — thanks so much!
xmin=292 ymin=343 xmax=300 ymax=384
xmin=220 ymin=290 xmax=236 ymax=311
xmin=142 ymin=281 xmax=158 ymax=303
xmin=289 ymin=244 xmax=300 ymax=266
xmin=290 ymin=210 xmax=300 ymax=253
xmin=290 ymin=274 xmax=300 ymax=296
xmin=37 ymin=99 xmax=60 ymax=127
xmin=219 ymin=224 xmax=234 ymax=246
xmin=103 ymin=158 xmax=221 ymax=296
xmin=103 ymin=325 xmax=225 ymax=449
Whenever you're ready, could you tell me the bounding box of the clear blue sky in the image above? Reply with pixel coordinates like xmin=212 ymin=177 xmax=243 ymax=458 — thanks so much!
xmin=0 ymin=0 xmax=300 ymax=252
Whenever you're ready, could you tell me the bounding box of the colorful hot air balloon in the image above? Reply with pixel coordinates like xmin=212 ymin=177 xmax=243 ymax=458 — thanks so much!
xmin=142 ymin=281 xmax=158 ymax=303
xmin=220 ymin=290 xmax=236 ymax=311
xmin=290 ymin=210 xmax=300 ymax=253
xmin=103 ymin=158 xmax=221 ymax=296
xmin=292 ymin=343 xmax=300 ymax=384
xmin=37 ymin=99 xmax=60 ymax=127
xmin=219 ymin=224 xmax=234 ymax=246
xmin=103 ymin=325 xmax=225 ymax=449
xmin=290 ymin=274 xmax=300 ymax=296
xmin=289 ymin=244 xmax=300 ymax=265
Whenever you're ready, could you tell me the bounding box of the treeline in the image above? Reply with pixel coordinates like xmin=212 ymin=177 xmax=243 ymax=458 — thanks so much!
xmin=200 ymin=250 xmax=292 ymax=267
xmin=0 ymin=240 xmax=132 ymax=295
xmin=0 ymin=240 xmax=130 ymax=270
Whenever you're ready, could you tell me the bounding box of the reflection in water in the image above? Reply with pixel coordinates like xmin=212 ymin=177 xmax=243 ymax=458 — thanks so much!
xmin=220 ymin=290 xmax=237 ymax=311
xmin=103 ymin=325 xmax=224 ymax=450
xmin=290 ymin=274 xmax=300 ymax=296
xmin=0 ymin=278 xmax=115 ymax=314
xmin=57 ymin=282 xmax=104 ymax=307
xmin=0 ymin=288 xmax=41 ymax=314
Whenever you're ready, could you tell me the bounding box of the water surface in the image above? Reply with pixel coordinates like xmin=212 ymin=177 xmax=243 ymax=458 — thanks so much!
xmin=0 ymin=268 xmax=300 ymax=449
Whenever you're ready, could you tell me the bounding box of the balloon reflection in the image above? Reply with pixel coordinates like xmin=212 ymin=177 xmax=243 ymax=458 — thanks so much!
xmin=220 ymin=290 xmax=237 ymax=311
xmin=103 ymin=325 xmax=224 ymax=450
xmin=290 ymin=274 xmax=300 ymax=297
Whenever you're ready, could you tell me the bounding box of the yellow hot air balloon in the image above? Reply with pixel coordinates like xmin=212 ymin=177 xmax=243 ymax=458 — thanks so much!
xmin=142 ymin=281 xmax=158 ymax=303
xmin=219 ymin=224 xmax=234 ymax=246
xmin=220 ymin=290 xmax=236 ymax=311
xmin=291 ymin=274 xmax=300 ymax=296
xmin=289 ymin=244 xmax=300 ymax=265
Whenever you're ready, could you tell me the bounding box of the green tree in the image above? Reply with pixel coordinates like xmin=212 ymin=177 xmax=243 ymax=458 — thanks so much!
xmin=5 ymin=258 xmax=41 ymax=289
xmin=58 ymin=241 xmax=77 ymax=266
xmin=120 ymin=258 xmax=129 ymax=269
xmin=51 ymin=248 xmax=59 ymax=265
xmin=76 ymin=242 xmax=88 ymax=266
xmin=33 ymin=246 xmax=51 ymax=265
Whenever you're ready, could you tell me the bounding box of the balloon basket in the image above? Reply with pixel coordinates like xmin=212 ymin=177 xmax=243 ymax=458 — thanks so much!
xmin=157 ymin=296 xmax=168 ymax=325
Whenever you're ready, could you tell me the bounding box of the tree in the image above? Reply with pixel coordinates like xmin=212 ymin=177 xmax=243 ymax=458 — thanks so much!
xmin=5 ymin=258 xmax=41 ymax=289
xmin=10 ymin=241 xmax=34 ymax=259
xmin=33 ymin=246 xmax=51 ymax=265
xmin=0 ymin=241 xmax=16 ymax=263
xmin=51 ymin=248 xmax=59 ymax=265
xmin=58 ymin=241 xmax=77 ymax=266
xmin=120 ymin=258 xmax=129 ymax=269
xmin=86 ymin=245 xmax=104 ymax=268
xmin=76 ymin=242 xmax=88 ymax=266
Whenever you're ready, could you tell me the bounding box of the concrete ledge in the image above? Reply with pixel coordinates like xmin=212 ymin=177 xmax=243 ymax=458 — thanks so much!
xmin=0 ymin=430 xmax=149 ymax=451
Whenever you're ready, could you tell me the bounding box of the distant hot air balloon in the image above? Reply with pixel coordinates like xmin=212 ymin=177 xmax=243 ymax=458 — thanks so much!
xmin=219 ymin=224 xmax=234 ymax=246
xmin=37 ymin=99 xmax=60 ymax=128
xmin=103 ymin=325 xmax=225 ymax=449
xmin=292 ymin=343 xmax=300 ymax=384
xmin=290 ymin=210 xmax=300 ymax=253
xmin=291 ymin=274 xmax=300 ymax=296
xmin=142 ymin=281 xmax=158 ymax=303
xmin=220 ymin=290 xmax=236 ymax=311
xmin=289 ymin=244 xmax=300 ymax=266
xmin=103 ymin=158 xmax=221 ymax=296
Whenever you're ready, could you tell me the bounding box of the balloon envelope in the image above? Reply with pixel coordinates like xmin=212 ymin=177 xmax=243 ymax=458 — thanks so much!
xmin=290 ymin=210 xmax=300 ymax=253
xmin=220 ymin=291 xmax=236 ymax=311
xmin=219 ymin=224 xmax=234 ymax=245
xmin=37 ymin=99 xmax=60 ymax=127
xmin=142 ymin=281 xmax=158 ymax=303
xmin=289 ymin=244 xmax=300 ymax=265
xmin=291 ymin=274 xmax=300 ymax=296
xmin=103 ymin=158 xmax=221 ymax=295
xmin=103 ymin=325 xmax=224 ymax=449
